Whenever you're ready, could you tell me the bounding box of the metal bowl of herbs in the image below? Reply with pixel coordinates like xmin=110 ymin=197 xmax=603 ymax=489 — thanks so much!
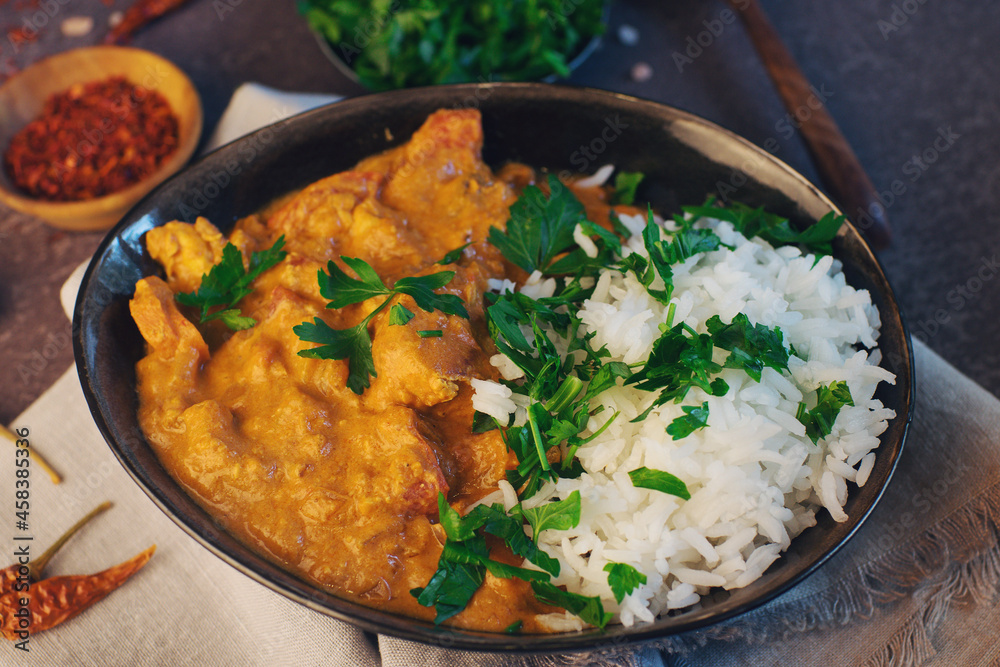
xmin=74 ymin=83 xmax=912 ymax=652
xmin=299 ymin=0 xmax=607 ymax=90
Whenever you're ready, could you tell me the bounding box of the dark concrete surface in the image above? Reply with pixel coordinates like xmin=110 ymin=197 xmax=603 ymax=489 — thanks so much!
xmin=2 ymin=0 xmax=999 ymax=424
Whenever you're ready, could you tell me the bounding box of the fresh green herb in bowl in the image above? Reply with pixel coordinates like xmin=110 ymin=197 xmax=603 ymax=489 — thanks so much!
xmin=299 ymin=0 xmax=607 ymax=90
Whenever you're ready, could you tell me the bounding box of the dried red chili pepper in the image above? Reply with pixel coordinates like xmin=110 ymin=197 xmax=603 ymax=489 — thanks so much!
xmin=3 ymin=75 xmax=179 ymax=201
xmin=0 ymin=502 xmax=110 ymax=595
xmin=105 ymin=0 xmax=193 ymax=44
xmin=0 ymin=545 xmax=155 ymax=639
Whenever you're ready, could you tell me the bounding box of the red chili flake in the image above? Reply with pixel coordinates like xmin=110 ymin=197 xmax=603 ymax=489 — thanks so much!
xmin=3 ymin=75 xmax=180 ymax=201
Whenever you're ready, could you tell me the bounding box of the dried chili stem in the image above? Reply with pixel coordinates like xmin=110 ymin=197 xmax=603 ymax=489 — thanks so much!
xmin=28 ymin=502 xmax=112 ymax=582
xmin=1 ymin=425 xmax=61 ymax=484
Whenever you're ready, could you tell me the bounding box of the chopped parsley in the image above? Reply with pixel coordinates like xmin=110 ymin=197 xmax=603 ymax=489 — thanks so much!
xmin=603 ymin=563 xmax=647 ymax=603
xmin=611 ymin=171 xmax=644 ymax=206
xmin=797 ymin=381 xmax=855 ymax=444
xmin=706 ymin=313 xmax=790 ymax=382
xmin=176 ymin=236 xmax=286 ymax=331
xmin=683 ymin=199 xmax=843 ymax=256
xmin=666 ymin=402 xmax=710 ymax=440
xmin=412 ymin=493 xmax=582 ymax=624
xmin=293 ymin=256 xmax=468 ymax=394
xmin=625 ymin=323 xmax=729 ymax=418
xmin=531 ymin=581 xmax=612 ymax=629
xmin=300 ymin=0 xmax=605 ymax=91
xmin=628 ymin=467 xmax=691 ymax=500
xmin=521 ymin=490 xmax=581 ymax=542
xmin=487 ymin=174 xmax=589 ymax=275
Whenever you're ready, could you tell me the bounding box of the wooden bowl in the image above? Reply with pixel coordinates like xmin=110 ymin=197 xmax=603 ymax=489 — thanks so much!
xmin=0 ymin=46 xmax=202 ymax=231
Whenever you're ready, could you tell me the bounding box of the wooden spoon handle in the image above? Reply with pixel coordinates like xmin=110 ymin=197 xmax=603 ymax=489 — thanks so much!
xmin=732 ymin=0 xmax=891 ymax=250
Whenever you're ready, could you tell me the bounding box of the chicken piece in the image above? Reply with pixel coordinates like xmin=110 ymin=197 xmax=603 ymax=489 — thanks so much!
xmin=342 ymin=198 xmax=423 ymax=274
xmin=145 ymin=217 xmax=227 ymax=294
xmin=363 ymin=267 xmax=496 ymax=413
xmin=130 ymin=275 xmax=208 ymax=363
xmin=206 ymin=285 xmax=361 ymax=409
xmin=131 ymin=276 xmax=210 ymax=455
xmin=371 ymin=109 xmax=517 ymax=261
xmin=349 ymin=405 xmax=454 ymax=518
xmin=267 ymin=170 xmax=385 ymax=264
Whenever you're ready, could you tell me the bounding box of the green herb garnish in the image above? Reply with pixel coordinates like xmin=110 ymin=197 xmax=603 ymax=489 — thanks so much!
xmin=626 ymin=323 xmax=729 ymax=417
xmin=412 ymin=493 xmax=574 ymax=624
xmin=488 ymin=174 xmax=588 ymax=275
xmin=175 ymin=236 xmax=286 ymax=331
xmin=300 ymin=0 xmax=606 ymax=91
xmin=628 ymin=467 xmax=691 ymax=500
xmin=530 ymin=581 xmax=612 ymax=629
xmin=666 ymin=402 xmax=710 ymax=440
xmin=437 ymin=243 xmax=471 ymax=265
xmin=389 ymin=303 xmax=415 ymax=326
xmin=684 ymin=199 xmax=843 ymax=256
xmin=611 ymin=172 xmax=644 ymax=206
xmin=504 ymin=620 xmax=523 ymax=633
xmin=294 ymin=256 xmax=468 ymax=394
xmin=796 ymin=381 xmax=854 ymax=444
xmin=706 ymin=313 xmax=790 ymax=382
xmin=603 ymin=562 xmax=647 ymax=603
xmin=521 ymin=490 xmax=581 ymax=542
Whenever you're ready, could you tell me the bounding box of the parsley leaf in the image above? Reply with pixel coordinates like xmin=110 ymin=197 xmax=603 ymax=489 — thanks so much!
xmin=437 ymin=243 xmax=471 ymax=265
xmin=706 ymin=313 xmax=790 ymax=382
xmin=316 ymin=256 xmax=390 ymax=308
xmin=521 ymin=491 xmax=581 ymax=542
xmin=389 ymin=304 xmax=415 ymax=326
xmin=411 ymin=559 xmax=485 ymax=624
xmin=666 ymin=402 xmax=710 ymax=440
xmin=626 ymin=324 xmax=728 ymax=411
xmin=634 ymin=211 xmax=722 ymax=305
xmin=175 ymin=236 xmax=286 ymax=330
xmin=293 ymin=317 xmax=378 ymax=395
xmin=683 ymin=200 xmax=843 ymax=256
xmin=394 ymin=272 xmax=469 ymax=318
xmin=628 ymin=467 xmax=691 ymax=500
xmin=611 ymin=171 xmax=644 ymax=206
xmin=212 ymin=309 xmax=258 ymax=331
xmin=582 ymin=361 xmax=632 ymax=401
xmin=467 ymin=502 xmax=560 ymax=576
xmin=530 ymin=581 xmax=612 ymax=629
xmin=796 ymin=381 xmax=854 ymax=444
xmin=488 ymin=174 xmax=587 ymax=274
xmin=603 ymin=562 xmax=647 ymax=603
xmin=437 ymin=494 xmax=479 ymax=542
xmin=295 ymin=256 xmax=468 ymax=394
xmin=415 ymin=494 xmax=583 ymax=624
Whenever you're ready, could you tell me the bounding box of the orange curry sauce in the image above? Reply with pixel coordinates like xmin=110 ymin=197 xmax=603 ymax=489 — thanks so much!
xmin=129 ymin=109 xmax=630 ymax=631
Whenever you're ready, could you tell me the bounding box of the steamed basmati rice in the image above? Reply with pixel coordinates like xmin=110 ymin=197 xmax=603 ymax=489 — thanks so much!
xmin=472 ymin=210 xmax=896 ymax=628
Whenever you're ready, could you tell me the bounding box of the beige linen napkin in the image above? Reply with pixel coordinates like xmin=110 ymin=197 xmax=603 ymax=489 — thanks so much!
xmin=5 ymin=85 xmax=1000 ymax=666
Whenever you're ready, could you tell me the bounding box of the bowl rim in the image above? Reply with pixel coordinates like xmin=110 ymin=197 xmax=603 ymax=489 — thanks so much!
xmin=0 ymin=45 xmax=202 ymax=227
xmin=73 ymin=82 xmax=914 ymax=653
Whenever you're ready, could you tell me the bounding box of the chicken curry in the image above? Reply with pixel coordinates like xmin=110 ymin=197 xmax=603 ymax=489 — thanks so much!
xmin=129 ymin=109 xmax=624 ymax=631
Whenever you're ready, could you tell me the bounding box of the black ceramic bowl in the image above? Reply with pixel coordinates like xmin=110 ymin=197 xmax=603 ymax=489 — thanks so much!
xmin=73 ymin=83 xmax=913 ymax=653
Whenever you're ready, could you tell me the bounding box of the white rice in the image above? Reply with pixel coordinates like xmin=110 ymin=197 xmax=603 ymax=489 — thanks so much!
xmin=475 ymin=212 xmax=896 ymax=627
